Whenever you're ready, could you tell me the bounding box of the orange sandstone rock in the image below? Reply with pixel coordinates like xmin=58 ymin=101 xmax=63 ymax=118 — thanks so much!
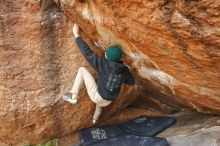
xmin=54 ymin=0 xmax=220 ymax=114
xmin=0 ymin=0 xmax=220 ymax=145
xmin=0 ymin=0 xmax=138 ymax=145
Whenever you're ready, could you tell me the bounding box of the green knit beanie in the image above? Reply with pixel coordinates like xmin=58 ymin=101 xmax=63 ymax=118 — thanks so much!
xmin=105 ymin=45 xmax=122 ymax=61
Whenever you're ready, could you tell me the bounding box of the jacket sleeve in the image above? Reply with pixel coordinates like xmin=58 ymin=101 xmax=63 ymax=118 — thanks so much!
xmin=75 ymin=37 xmax=104 ymax=71
xmin=124 ymin=70 xmax=135 ymax=85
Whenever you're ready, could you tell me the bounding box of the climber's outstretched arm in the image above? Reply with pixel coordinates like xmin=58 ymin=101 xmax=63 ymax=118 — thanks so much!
xmin=73 ymin=24 xmax=104 ymax=72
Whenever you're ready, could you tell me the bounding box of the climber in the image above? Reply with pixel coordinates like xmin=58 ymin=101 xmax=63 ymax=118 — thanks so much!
xmin=63 ymin=23 xmax=135 ymax=124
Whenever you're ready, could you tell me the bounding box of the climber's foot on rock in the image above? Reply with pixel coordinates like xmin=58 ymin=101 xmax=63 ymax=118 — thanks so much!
xmin=63 ymin=92 xmax=78 ymax=105
xmin=92 ymin=119 xmax=97 ymax=124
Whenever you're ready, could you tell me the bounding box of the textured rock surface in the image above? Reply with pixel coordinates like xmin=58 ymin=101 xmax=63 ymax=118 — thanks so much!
xmin=168 ymin=127 xmax=220 ymax=146
xmin=159 ymin=111 xmax=220 ymax=146
xmin=1 ymin=0 xmax=220 ymax=145
xmin=54 ymin=0 xmax=220 ymax=114
xmin=0 ymin=0 xmax=138 ymax=145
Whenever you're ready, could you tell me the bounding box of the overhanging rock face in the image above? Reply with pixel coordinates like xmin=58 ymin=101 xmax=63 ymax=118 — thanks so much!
xmin=54 ymin=0 xmax=220 ymax=114
xmin=0 ymin=0 xmax=219 ymax=145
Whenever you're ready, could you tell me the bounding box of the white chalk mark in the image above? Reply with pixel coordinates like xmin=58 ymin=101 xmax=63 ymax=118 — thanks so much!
xmin=81 ymin=7 xmax=90 ymax=20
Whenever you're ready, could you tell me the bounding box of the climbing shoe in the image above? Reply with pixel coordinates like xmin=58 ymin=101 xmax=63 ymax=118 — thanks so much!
xmin=63 ymin=92 xmax=78 ymax=105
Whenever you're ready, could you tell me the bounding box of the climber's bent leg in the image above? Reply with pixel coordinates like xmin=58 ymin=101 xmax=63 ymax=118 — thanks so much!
xmin=71 ymin=67 xmax=97 ymax=98
xmin=63 ymin=67 xmax=84 ymax=104
xmin=73 ymin=67 xmax=112 ymax=123
xmin=64 ymin=67 xmax=112 ymax=122
xmin=63 ymin=67 xmax=98 ymax=104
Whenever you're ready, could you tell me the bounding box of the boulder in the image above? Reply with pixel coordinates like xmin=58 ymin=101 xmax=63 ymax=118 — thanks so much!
xmin=0 ymin=0 xmax=220 ymax=145
xmin=0 ymin=0 xmax=138 ymax=145
xmin=54 ymin=0 xmax=220 ymax=114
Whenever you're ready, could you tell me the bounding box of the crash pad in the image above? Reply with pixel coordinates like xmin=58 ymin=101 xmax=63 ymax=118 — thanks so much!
xmin=79 ymin=125 xmax=124 ymax=146
xmin=120 ymin=116 xmax=176 ymax=136
xmin=79 ymin=116 xmax=175 ymax=146
xmin=89 ymin=134 xmax=169 ymax=146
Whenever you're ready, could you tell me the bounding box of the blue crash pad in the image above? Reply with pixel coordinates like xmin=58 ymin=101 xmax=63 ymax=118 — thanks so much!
xmin=120 ymin=116 xmax=176 ymax=136
xmin=89 ymin=134 xmax=169 ymax=146
xmin=79 ymin=116 xmax=175 ymax=146
xmin=79 ymin=125 xmax=124 ymax=146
